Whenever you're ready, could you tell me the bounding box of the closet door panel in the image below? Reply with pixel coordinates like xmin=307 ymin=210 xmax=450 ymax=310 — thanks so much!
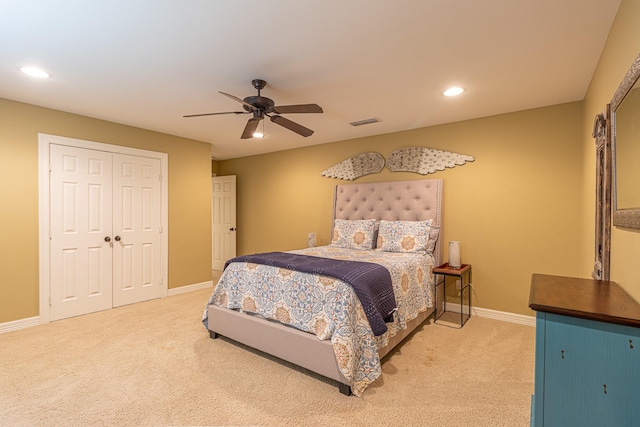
xmin=112 ymin=154 xmax=162 ymax=307
xmin=50 ymin=144 xmax=113 ymax=320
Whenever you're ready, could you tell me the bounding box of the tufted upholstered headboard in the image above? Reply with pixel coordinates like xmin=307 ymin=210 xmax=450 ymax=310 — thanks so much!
xmin=332 ymin=179 xmax=443 ymax=265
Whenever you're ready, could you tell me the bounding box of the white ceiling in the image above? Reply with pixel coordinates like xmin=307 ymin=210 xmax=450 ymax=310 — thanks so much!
xmin=1 ymin=0 xmax=620 ymax=160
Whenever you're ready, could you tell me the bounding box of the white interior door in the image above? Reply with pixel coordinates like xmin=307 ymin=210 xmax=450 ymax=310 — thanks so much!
xmin=112 ymin=154 xmax=162 ymax=307
xmin=50 ymin=145 xmax=113 ymax=320
xmin=211 ymin=175 xmax=236 ymax=270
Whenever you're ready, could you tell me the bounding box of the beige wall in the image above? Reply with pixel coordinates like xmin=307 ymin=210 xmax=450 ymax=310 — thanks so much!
xmin=0 ymin=98 xmax=212 ymax=324
xmin=581 ymin=0 xmax=640 ymax=302
xmin=219 ymin=102 xmax=584 ymax=317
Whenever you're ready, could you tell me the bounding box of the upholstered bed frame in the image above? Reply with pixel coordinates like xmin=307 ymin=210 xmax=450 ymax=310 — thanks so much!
xmin=207 ymin=179 xmax=443 ymax=395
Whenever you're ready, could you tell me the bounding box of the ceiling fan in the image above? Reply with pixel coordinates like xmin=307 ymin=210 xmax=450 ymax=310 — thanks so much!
xmin=184 ymin=79 xmax=323 ymax=139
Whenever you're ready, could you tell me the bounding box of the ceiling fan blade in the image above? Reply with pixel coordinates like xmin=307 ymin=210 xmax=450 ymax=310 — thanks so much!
xmin=273 ymin=104 xmax=323 ymax=114
xmin=270 ymin=115 xmax=314 ymax=137
xmin=219 ymin=91 xmax=256 ymax=111
xmin=241 ymin=118 xmax=261 ymax=139
xmin=183 ymin=111 xmax=246 ymax=118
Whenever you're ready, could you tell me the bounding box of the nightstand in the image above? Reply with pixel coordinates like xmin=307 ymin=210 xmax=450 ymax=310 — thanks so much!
xmin=433 ymin=263 xmax=472 ymax=328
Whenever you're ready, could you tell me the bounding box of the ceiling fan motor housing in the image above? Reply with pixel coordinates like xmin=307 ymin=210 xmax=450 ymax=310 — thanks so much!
xmin=242 ymin=95 xmax=275 ymax=113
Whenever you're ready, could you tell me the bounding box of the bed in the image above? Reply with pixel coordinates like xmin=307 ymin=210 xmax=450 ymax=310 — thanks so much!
xmin=202 ymin=179 xmax=443 ymax=396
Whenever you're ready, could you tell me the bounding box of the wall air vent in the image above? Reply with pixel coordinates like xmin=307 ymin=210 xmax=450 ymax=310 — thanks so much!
xmin=349 ymin=117 xmax=381 ymax=127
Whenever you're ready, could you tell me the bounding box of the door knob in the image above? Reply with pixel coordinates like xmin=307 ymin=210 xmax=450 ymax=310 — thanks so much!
xmin=104 ymin=236 xmax=111 ymax=242
xmin=230 ymin=227 xmax=236 ymax=231
xmin=114 ymin=236 xmax=121 ymax=242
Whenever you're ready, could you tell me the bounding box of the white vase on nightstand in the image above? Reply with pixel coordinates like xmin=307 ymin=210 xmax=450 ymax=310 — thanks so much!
xmin=449 ymin=241 xmax=461 ymax=268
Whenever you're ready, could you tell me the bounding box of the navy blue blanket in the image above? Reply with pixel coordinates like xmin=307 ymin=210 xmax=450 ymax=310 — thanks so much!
xmin=225 ymin=252 xmax=396 ymax=336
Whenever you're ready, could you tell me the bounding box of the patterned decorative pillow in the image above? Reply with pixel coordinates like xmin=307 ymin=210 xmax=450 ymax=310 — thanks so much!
xmin=330 ymin=219 xmax=376 ymax=250
xmin=376 ymin=219 xmax=433 ymax=253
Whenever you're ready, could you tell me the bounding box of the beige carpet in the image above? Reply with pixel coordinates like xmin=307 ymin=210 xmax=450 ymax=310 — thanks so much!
xmin=0 ymin=287 xmax=535 ymax=426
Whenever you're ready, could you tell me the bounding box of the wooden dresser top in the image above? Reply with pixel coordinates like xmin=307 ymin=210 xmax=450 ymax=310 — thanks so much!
xmin=529 ymin=273 xmax=640 ymax=327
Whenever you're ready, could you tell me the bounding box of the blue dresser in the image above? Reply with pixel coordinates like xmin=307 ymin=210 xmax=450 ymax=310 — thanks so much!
xmin=529 ymin=274 xmax=640 ymax=427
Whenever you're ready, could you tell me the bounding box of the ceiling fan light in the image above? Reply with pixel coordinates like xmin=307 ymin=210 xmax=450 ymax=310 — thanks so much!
xmin=20 ymin=66 xmax=50 ymax=78
xmin=444 ymin=87 xmax=464 ymax=97
xmin=253 ymin=119 xmax=265 ymax=138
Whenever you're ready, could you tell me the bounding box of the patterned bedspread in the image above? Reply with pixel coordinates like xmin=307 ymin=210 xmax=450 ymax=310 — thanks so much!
xmin=202 ymin=246 xmax=435 ymax=396
xmin=222 ymin=251 xmax=396 ymax=336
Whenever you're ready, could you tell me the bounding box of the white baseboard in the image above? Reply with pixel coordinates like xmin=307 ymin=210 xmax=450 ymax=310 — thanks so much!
xmin=1 ymin=280 xmax=215 ymax=334
xmin=167 ymin=280 xmax=213 ymax=296
xmin=445 ymin=302 xmax=535 ymax=327
xmin=0 ymin=316 xmax=40 ymax=334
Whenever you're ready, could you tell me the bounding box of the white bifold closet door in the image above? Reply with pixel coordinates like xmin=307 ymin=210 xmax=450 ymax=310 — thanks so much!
xmin=49 ymin=144 xmax=162 ymax=321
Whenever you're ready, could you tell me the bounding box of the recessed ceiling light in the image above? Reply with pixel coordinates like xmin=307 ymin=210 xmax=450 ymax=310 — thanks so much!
xmin=20 ymin=66 xmax=50 ymax=78
xmin=444 ymin=87 xmax=464 ymax=97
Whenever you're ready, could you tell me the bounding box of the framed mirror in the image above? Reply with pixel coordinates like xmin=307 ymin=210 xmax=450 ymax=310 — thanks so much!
xmin=612 ymin=52 xmax=640 ymax=229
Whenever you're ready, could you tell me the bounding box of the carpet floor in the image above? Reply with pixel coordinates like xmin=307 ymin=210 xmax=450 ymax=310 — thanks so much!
xmin=0 ymin=287 xmax=535 ymax=426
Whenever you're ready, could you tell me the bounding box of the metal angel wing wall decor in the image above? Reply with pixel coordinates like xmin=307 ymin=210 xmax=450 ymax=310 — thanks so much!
xmin=386 ymin=147 xmax=475 ymax=174
xmin=321 ymin=147 xmax=475 ymax=180
xmin=320 ymin=152 xmax=385 ymax=180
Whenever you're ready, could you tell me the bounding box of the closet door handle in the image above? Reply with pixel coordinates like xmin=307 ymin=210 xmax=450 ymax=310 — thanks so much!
xmin=104 ymin=236 xmax=111 ymax=242
xmin=114 ymin=236 xmax=121 ymax=242
xmin=230 ymin=227 xmax=236 ymax=231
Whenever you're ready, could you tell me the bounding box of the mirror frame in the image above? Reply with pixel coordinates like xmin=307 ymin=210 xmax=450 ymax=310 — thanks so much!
xmin=612 ymin=52 xmax=640 ymax=229
xmin=592 ymin=107 xmax=611 ymax=280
